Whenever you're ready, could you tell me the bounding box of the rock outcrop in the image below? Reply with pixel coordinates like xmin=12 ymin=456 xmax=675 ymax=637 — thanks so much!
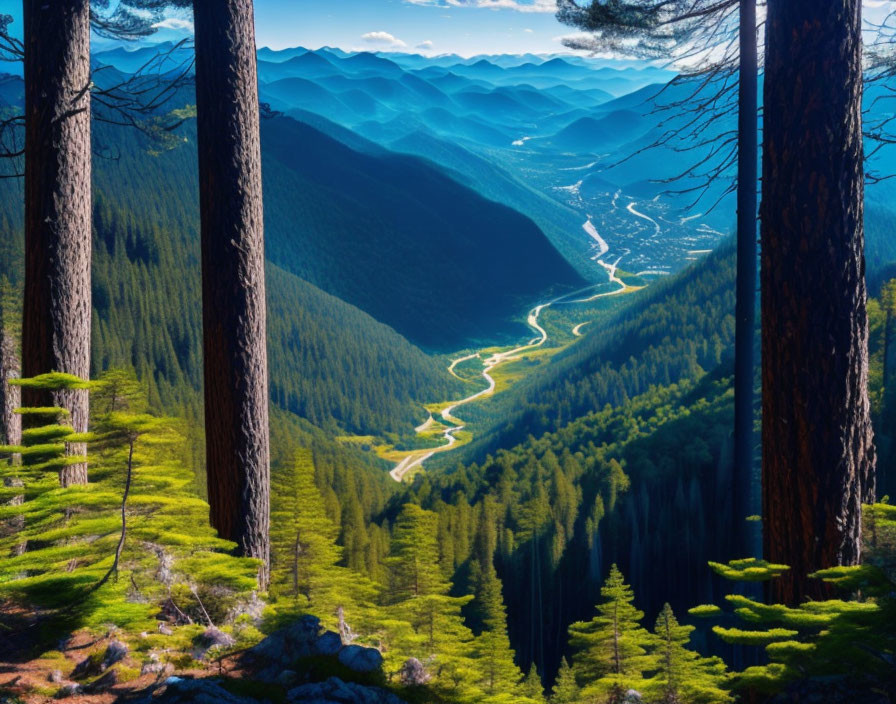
xmin=140 ymin=617 xmax=407 ymax=704
xmin=245 ymin=615 xmax=385 ymax=682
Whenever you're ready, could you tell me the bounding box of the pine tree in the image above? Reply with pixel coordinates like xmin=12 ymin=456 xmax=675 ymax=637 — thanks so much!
xmin=91 ymin=368 xmax=147 ymax=416
xmin=550 ymin=658 xmax=580 ymax=704
xmin=521 ymin=663 xmax=546 ymax=703
xmin=341 ymin=491 xmax=371 ymax=575
xmin=881 ymin=279 xmax=896 ymax=393
xmin=473 ymin=562 xmax=526 ymax=701
xmin=271 ymin=451 xmax=342 ymax=607
xmin=269 ymin=450 xmax=377 ymax=634
xmin=22 ymin=0 xmax=93 ymax=488
xmin=652 ymin=603 xmax=731 ymax=704
xmin=386 ymin=503 xmax=481 ymax=701
xmin=0 ymin=280 xmax=20 ymax=449
xmin=568 ymin=565 xmax=656 ymax=699
xmin=761 ymin=0 xmax=875 ymax=604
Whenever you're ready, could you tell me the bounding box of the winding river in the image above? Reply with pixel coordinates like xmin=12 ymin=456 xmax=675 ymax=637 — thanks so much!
xmin=389 ymin=278 xmax=634 ymax=482
xmin=389 ymin=197 xmax=661 ymax=481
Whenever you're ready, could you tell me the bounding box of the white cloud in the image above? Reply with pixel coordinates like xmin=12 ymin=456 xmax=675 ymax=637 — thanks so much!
xmin=523 ymin=28 xmax=534 ymax=33
xmin=361 ymin=31 xmax=408 ymax=47
xmin=404 ymin=0 xmax=556 ymax=13
xmin=417 ymin=40 xmax=435 ymax=49
xmin=151 ymin=17 xmax=194 ymax=32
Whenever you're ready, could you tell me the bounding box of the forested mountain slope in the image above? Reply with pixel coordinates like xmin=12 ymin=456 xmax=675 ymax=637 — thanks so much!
xmin=386 ymin=236 xmax=895 ymax=683
xmin=259 ymin=115 xmax=583 ymax=348
xmin=0 ymin=118 xmax=462 ymax=438
xmin=384 ymin=244 xmax=740 ymax=682
xmin=462 ymin=243 xmax=737 ymax=461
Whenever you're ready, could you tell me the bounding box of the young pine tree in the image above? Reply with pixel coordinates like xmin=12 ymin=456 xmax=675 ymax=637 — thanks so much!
xmin=473 ymin=562 xmax=529 ymax=702
xmin=386 ymin=504 xmax=481 ymax=701
xmin=568 ymin=565 xmax=656 ymax=700
xmin=269 ymin=450 xmax=377 ymax=634
xmin=652 ymin=603 xmax=731 ymax=704
xmin=0 ymin=371 xmax=259 ymax=630
xmin=521 ymin=663 xmax=547 ymax=703
xmin=551 ymin=658 xmax=581 ymax=704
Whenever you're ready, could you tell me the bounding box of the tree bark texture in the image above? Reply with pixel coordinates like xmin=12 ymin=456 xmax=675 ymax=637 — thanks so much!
xmin=0 ymin=326 xmax=21 ymax=449
xmin=761 ymin=0 xmax=876 ymax=605
xmin=193 ymin=0 xmax=271 ymax=588
xmin=22 ymin=0 xmax=92 ymax=487
xmin=734 ymin=0 xmax=760 ymax=561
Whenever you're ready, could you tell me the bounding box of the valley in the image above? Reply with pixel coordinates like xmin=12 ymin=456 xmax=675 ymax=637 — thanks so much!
xmin=384 ymin=271 xmax=645 ymax=482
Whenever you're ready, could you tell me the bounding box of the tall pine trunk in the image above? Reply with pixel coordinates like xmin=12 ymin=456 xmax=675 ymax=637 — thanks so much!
xmin=22 ymin=0 xmax=92 ymax=488
xmin=760 ymin=0 xmax=875 ymax=605
xmin=193 ymin=0 xmax=271 ymax=588
xmin=733 ymin=0 xmax=759 ymax=560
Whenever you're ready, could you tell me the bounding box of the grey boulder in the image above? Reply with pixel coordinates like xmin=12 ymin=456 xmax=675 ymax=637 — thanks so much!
xmin=337 ymin=645 xmax=382 ymax=673
xmin=288 ymin=677 xmax=404 ymax=704
xmin=314 ymin=632 xmax=342 ymax=656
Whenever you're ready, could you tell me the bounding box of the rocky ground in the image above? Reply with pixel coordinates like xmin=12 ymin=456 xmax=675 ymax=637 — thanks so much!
xmin=0 ymin=616 xmax=420 ymax=704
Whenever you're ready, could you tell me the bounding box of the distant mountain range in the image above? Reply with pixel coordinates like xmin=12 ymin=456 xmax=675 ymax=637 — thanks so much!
xmin=5 ymin=42 xmax=896 ymax=367
xmin=80 ymin=43 xmax=736 ymax=279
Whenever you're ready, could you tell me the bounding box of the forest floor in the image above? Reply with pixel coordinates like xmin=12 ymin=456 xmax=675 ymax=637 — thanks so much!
xmin=0 ymin=626 xmax=241 ymax=704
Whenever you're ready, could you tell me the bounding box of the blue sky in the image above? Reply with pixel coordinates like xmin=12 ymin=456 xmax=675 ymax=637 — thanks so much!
xmin=0 ymin=0 xmax=573 ymax=57
xmin=1 ymin=1 xmax=895 ymax=58
xmin=250 ymin=0 xmax=567 ymax=56
xmin=149 ymin=1 xmax=896 ymax=57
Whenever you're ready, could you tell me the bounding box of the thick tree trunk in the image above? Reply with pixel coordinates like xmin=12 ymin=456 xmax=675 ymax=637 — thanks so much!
xmin=734 ymin=0 xmax=759 ymax=561
xmin=761 ymin=0 xmax=876 ymax=605
xmin=22 ymin=0 xmax=91 ymax=487
xmin=193 ymin=0 xmax=271 ymax=589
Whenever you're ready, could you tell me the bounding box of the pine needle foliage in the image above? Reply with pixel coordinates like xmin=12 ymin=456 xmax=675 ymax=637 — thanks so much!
xmin=568 ymin=564 xmax=657 ymax=696
xmin=268 ymin=449 xmax=379 ymax=635
xmin=385 ymin=503 xmax=483 ymax=702
xmin=0 ymin=371 xmax=259 ymax=633
xmin=652 ymin=603 xmax=731 ymax=704
xmin=694 ymin=503 xmax=896 ymax=697
xmin=568 ymin=566 xmax=730 ymax=703
xmin=550 ymin=657 xmax=580 ymax=703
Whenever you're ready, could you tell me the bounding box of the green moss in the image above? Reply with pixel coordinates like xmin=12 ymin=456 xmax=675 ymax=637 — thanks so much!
xmin=168 ymin=653 xmax=198 ymax=670
xmin=114 ymin=665 xmax=141 ymax=683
